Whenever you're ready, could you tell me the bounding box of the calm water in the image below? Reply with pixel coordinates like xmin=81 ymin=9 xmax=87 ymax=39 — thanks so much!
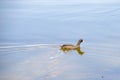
xmin=0 ymin=0 xmax=120 ymax=80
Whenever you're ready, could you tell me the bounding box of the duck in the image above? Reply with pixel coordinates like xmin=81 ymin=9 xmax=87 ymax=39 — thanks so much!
xmin=60 ymin=39 xmax=83 ymax=50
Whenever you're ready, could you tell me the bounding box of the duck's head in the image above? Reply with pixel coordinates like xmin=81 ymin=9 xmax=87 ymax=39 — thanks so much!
xmin=79 ymin=39 xmax=83 ymax=43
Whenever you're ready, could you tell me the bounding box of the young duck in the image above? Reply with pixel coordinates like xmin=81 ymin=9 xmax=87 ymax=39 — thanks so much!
xmin=60 ymin=39 xmax=83 ymax=50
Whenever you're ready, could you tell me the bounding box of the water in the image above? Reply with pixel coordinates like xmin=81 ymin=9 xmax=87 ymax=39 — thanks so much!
xmin=0 ymin=0 xmax=120 ymax=80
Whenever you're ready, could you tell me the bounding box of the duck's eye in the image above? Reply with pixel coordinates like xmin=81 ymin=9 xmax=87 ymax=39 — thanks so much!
xmin=80 ymin=39 xmax=83 ymax=42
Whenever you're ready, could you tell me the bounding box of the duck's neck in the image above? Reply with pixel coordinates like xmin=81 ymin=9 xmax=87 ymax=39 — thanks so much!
xmin=76 ymin=40 xmax=81 ymax=47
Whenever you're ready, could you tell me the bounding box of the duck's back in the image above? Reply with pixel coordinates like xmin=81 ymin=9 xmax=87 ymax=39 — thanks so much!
xmin=61 ymin=44 xmax=75 ymax=50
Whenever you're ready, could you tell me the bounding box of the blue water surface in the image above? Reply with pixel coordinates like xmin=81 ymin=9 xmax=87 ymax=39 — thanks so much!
xmin=0 ymin=0 xmax=120 ymax=80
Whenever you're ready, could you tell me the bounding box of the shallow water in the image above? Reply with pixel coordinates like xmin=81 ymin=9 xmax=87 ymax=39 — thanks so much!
xmin=0 ymin=0 xmax=120 ymax=80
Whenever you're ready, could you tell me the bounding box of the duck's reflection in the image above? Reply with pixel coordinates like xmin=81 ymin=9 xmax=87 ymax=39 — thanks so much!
xmin=60 ymin=47 xmax=85 ymax=55
xmin=76 ymin=47 xmax=84 ymax=55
